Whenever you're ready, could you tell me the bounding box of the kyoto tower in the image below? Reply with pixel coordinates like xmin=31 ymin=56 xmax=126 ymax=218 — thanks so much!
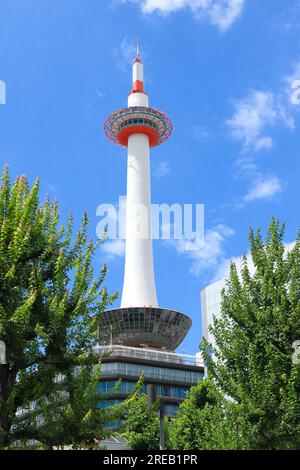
xmin=102 ymin=44 xmax=191 ymax=351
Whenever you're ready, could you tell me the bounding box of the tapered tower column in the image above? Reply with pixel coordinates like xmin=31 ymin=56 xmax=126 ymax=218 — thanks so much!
xmin=121 ymin=50 xmax=157 ymax=306
xmin=121 ymin=132 xmax=157 ymax=307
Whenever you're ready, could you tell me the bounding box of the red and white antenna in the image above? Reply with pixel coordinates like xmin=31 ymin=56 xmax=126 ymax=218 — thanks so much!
xmin=132 ymin=36 xmax=144 ymax=93
xmin=135 ymin=36 xmax=141 ymax=62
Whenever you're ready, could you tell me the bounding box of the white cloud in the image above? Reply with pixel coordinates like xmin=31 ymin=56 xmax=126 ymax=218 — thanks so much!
xmin=96 ymin=198 xmax=127 ymax=259
xmin=227 ymin=90 xmax=277 ymax=152
xmin=284 ymin=60 xmax=300 ymax=106
xmin=225 ymin=64 xmax=299 ymax=207
xmin=102 ymin=239 xmax=125 ymax=260
xmin=227 ymin=89 xmax=294 ymax=154
xmin=285 ymin=61 xmax=300 ymax=88
xmin=120 ymin=0 xmax=244 ymax=31
xmin=210 ymin=257 xmax=233 ymax=282
xmin=167 ymin=224 xmax=235 ymax=277
xmin=210 ymin=240 xmax=296 ymax=283
xmin=243 ymin=175 xmax=282 ymax=202
xmin=211 ymin=252 xmax=254 ymax=282
xmin=96 ymin=89 xmax=104 ymax=98
xmin=114 ymin=37 xmax=137 ymax=72
xmin=208 ymin=0 xmax=244 ymax=32
xmin=254 ymin=136 xmax=273 ymax=151
xmin=153 ymin=161 xmax=170 ymax=177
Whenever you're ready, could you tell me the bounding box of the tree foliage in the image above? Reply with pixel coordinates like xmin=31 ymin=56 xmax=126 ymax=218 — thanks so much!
xmin=202 ymin=219 xmax=300 ymax=449
xmin=167 ymin=378 xmax=246 ymax=450
xmin=0 ymin=166 xmax=117 ymax=448
xmin=124 ymin=393 xmax=160 ymax=450
xmin=168 ymin=219 xmax=300 ymax=450
xmin=10 ymin=362 xmax=120 ymax=450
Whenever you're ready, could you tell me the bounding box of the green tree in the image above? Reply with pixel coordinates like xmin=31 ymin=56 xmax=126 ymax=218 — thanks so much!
xmin=203 ymin=219 xmax=300 ymax=449
xmin=167 ymin=378 xmax=246 ymax=450
xmin=0 ymin=166 xmax=117 ymax=448
xmin=10 ymin=362 xmax=120 ymax=450
xmin=124 ymin=393 xmax=160 ymax=450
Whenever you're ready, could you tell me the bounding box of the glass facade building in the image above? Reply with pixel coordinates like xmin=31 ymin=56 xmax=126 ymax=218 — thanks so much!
xmin=98 ymin=380 xmax=190 ymax=399
xmin=96 ymin=344 xmax=204 ymax=418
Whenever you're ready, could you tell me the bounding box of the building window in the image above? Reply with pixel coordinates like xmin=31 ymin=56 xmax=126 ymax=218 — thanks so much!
xmin=98 ymin=399 xmax=122 ymax=409
xmin=164 ymin=403 xmax=179 ymax=418
xmin=101 ymin=362 xmax=203 ymax=385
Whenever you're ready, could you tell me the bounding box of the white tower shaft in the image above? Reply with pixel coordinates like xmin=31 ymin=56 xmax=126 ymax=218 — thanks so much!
xmin=121 ymin=55 xmax=158 ymax=308
xmin=121 ymin=133 xmax=158 ymax=307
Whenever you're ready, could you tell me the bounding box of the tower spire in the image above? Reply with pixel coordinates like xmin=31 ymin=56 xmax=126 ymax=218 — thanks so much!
xmin=136 ymin=36 xmax=141 ymax=62
xmin=132 ymin=37 xmax=144 ymax=93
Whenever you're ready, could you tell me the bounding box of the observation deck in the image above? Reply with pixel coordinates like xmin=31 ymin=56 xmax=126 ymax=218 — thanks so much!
xmin=104 ymin=106 xmax=173 ymax=147
xmin=98 ymin=307 xmax=192 ymax=351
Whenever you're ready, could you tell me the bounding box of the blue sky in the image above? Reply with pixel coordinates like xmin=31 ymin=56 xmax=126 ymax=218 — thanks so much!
xmin=0 ymin=0 xmax=300 ymax=354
